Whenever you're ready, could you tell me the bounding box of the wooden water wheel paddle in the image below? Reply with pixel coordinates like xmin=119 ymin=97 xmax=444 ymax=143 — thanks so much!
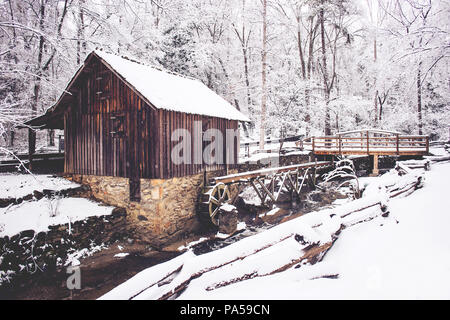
xmin=200 ymin=183 xmax=231 ymax=226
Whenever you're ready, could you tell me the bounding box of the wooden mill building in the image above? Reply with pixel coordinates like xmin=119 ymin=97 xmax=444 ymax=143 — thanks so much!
xmin=27 ymin=50 xmax=250 ymax=244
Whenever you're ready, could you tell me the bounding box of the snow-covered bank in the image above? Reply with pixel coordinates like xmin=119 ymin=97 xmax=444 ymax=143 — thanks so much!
xmin=0 ymin=174 xmax=80 ymax=199
xmin=178 ymin=162 xmax=450 ymax=300
xmin=0 ymin=173 xmax=116 ymax=238
xmin=0 ymin=197 xmax=115 ymax=238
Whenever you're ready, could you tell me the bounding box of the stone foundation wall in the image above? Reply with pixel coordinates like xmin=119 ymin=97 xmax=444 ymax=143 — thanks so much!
xmin=70 ymin=170 xmax=238 ymax=247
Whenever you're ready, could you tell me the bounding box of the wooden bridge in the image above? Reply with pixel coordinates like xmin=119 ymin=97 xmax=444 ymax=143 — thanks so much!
xmin=301 ymin=129 xmax=429 ymax=175
xmin=310 ymin=129 xmax=429 ymax=156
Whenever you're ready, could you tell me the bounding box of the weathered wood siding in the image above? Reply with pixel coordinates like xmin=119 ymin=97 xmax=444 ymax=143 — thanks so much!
xmin=64 ymin=55 xmax=239 ymax=180
xmin=154 ymin=109 xmax=239 ymax=179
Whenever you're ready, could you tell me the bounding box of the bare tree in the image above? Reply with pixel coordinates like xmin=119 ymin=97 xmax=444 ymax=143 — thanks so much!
xmin=260 ymin=0 xmax=268 ymax=149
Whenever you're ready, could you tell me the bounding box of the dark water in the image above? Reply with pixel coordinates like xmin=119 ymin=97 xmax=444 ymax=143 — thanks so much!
xmin=191 ymin=187 xmax=348 ymax=256
xmin=192 ymin=224 xmax=272 ymax=255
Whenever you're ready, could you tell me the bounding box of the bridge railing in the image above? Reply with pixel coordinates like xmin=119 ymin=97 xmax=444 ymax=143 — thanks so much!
xmin=311 ymin=135 xmax=429 ymax=154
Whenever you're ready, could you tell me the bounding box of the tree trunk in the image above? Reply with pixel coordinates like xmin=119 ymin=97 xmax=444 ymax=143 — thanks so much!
xmin=296 ymin=14 xmax=310 ymax=136
xmin=7 ymin=0 xmax=16 ymax=45
xmin=30 ymin=0 xmax=46 ymax=169
xmin=417 ymin=61 xmax=423 ymax=135
xmin=320 ymin=5 xmax=331 ymax=136
xmin=77 ymin=0 xmax=87 ymax=64
xmin=260 ymin=0 xmax=267 ymax=150
xmin=374 ymin=36 xmax=378 ymax=126
xmin=305 ymin=18 xmax=318 ymax=137
xmin=374 ymin=90 xmax=379 ymax=125
xmin=243 ymin=46 xmax=252 ymax=115
xmin=297 ymin=16 xmax=306 ymax=80
xmin=9 ymin=130 xmax=15 ymax=147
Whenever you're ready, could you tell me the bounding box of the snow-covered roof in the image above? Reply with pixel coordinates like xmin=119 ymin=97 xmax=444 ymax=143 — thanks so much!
xmin=93 ymin=50 xmax=250 ymax=122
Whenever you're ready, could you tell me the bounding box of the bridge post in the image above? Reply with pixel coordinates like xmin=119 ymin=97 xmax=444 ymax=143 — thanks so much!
xmin=396 ymin=134 xmax=400 ymax=155
xmin=371 ymin=154 xmax=379 ymax=176
xmin=28 ymin=128 xmax=36 ymax=171
xmin=366 ymin=131 xmax=370 ymax=154
xmin=338 ymin=135 xmax=342 ymax=155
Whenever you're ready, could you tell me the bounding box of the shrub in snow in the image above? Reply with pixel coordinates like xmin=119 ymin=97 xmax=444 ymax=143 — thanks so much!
xmin=0 ymin=270 xmax=15 ymax=285
xmin=47 ymin=198 xmax=62 ymax=218
xmin=322 ymin=159 xmax=360 ymax=199
xmin=322 ymin=159 xmax=357 ymax=183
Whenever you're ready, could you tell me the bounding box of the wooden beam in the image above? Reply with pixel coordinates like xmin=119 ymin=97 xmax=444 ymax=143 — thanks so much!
xmin=372 ymin=154 xmax=379 ymax=176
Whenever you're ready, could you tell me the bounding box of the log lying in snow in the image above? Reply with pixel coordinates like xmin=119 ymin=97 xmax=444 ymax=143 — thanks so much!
xmin=204 ymin=240 xmax=336 ymax=292
xmin=426 ymin=155 xmax=450 ymax=163
xmin=397 ymin=159 xmax=431 ymax=171
xmin=389 ymin=169 xmax=424 ymax=198
xmin=99 ymin=170 xmax=424 ymax=301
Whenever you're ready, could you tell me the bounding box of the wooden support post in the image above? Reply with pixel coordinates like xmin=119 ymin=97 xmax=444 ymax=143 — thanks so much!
xmin=250 ymin=180 xmax=266 ymax=205
xmin=28 ymin=128 xmax=36 ymax=171
xmin=361 ymin=131 xmax=364 ymax=150
xmin=366 ymin=131 xmax=370 ymax=155
xmin=338 ymin=135 xmax=342 ymax=155
xmin=372 ymin=154 xmax=379 ymax=176
xmin=256 ymin=178 xmax=277 ymax=202
xmin=396 ymin=134 xmax=399 ymax=155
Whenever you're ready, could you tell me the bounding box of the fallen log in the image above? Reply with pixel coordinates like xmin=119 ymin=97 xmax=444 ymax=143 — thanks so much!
xmin=427 ymin=155 xmax=450 ymax=163
xmin=205 ymin=240 xmax=336 ymax=292
xmin=399 ymin=159 xmax=431 ymax=171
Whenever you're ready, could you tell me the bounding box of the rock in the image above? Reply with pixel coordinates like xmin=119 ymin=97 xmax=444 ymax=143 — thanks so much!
xmin=111 ymin=207 xmax=127 ymax=218
xmin=23 ymin=194 xmax=34 ymax=201
xmin=137 ymin=215 xmax=148 ymax=221
xmin=295 ymin=234 xmax=308 ymax=245
xmin=10 ymin=234 xmax=21 ymax=243
xmin=217 ymin=207 xmax=238 ymax=235
xmin=42 ymin=189 xmax=58 ymax=197
xmin=48 ymin=225 xmax=60 ymax=231
xmin=0 ymin=198 xmax=13 ymax=208
xmin=33 ymin=190 xmax=44 ymax=200
xmin=20 ymin=230 xmax=35 ymax=239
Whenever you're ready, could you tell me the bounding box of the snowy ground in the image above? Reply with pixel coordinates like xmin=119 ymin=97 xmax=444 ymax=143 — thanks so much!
xmin=178 ymin=162 xmax=450 ymax=300
xmin=0 ymin=173 xmax=115 ymax=238
xmin=0 ymin=197 xmax=115 ymax=238
xmin=101 ymin=159 xmax=450 ymax=300
xmin=0 ymin=174 xmax=80 ymax=199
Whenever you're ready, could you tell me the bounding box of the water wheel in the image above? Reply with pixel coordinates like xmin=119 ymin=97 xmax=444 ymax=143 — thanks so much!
xmin=199 ymin=183 xmax=232 ymax=226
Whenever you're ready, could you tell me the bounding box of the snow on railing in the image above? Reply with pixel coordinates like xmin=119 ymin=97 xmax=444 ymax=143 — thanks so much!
xmin=311 ymin=135 xmax=429 ymax=155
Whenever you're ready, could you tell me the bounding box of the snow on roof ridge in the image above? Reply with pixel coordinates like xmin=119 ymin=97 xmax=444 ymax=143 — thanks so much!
xmin=94 ymin=49 xmax=198 ymax=82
